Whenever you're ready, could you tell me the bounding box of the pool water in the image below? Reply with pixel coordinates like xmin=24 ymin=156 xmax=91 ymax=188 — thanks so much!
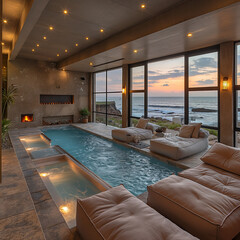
xmin=37 ymin=158 xmax=102 ymax=227
xmin=42 ymin=125 xmax=181 ymax=196
xmin=20 ymin=135 xmax=50 ymax=151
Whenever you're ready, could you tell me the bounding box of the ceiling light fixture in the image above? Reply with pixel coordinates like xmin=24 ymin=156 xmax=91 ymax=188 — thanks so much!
xmin=63 ymin=10 xmax=68 ymax=14
xmin=85 ymin=37 xmax=89 ymax=40
xmin=187 ymin=33 xmax=193 ymax=37
xmin=89 ymin=62 xmax=93 ymax=66
xmin=3 ymin=19 xmax=7 ymax=24
xmin=32 ymin=49 xmax=35 ymax=52
xmin=36 ymin=44 xmax=40 ymax=47
xmin=1 ymin=42 xmax=4 ymax=46
xmin=100 ymin=29 xmax=104 ymax=33
xmin=43 ymin=36 xmax=47 ymax=40
xmin=133 ymin=49 xmax=138 ymax=53
xmin=141 ymin=4 xmax=146 ymax=9
xmin=49 ymin=26 xmax=54 ymax=30
xmin=65 ymin=49 xmax=68 ymax=53
xmin=57 ymin=54 xmax=60 ymax=57
xmin=75 ymin=43 xmax=79 ymax=47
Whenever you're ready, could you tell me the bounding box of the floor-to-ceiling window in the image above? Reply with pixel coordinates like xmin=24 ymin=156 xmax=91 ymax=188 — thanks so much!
xmin=187 ymin=50 xmax=219 ymax=144
xmin=235 ymin=42 xmax=240 ymax=146
xmin=129 ymin=64 xmax=146 ymax=126
xmin=148 ymin=56 xmax=184 ymax=129
xmin=93 ymin=68 xmax=122 ymax=127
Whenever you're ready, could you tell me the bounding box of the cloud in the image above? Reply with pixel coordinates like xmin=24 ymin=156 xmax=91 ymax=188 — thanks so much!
xmin=191 ymin=57 xmax=217 ymax=69
xmin=162 ymin=84 xmax=169 ymax=87
xmin=148 ymin=69 xmax=184 ymax=84
xmin=195 ymin=79 xmax=214 ymax=86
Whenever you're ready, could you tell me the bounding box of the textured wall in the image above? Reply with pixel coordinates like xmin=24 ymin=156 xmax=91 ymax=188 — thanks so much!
xmin=8 ymin=58 xmax=89 ymax=128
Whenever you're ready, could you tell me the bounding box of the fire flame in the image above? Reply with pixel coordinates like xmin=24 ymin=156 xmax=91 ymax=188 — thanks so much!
xmin=22 ymin=115 xmax=33 ymax=122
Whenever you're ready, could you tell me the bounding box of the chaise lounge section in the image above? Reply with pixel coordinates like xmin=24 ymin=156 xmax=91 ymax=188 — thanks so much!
xmin=147 ymin=143 xmax=240 ymax=240
xmin=150 ymin=127 xmax=209 ymax=160
xmin=76 ymin=185 xmax=198 ymax=240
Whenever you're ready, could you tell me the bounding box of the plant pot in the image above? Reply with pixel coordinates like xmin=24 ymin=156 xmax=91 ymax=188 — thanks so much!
xmin=81 ymin=118 xmax=88 ymax=123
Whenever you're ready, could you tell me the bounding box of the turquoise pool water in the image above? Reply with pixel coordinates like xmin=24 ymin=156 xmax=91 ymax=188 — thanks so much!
xmin=42 ymin=125 xmax=181 ymax=196
xmin=37 ymin=159 xmax=101 ymax=227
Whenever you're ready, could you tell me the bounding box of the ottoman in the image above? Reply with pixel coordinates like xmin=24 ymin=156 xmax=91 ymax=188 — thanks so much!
xmin=76 ymin=185 xmax=198 ymax=240
xmin=147 ymin=175 xmax=240 ymax=240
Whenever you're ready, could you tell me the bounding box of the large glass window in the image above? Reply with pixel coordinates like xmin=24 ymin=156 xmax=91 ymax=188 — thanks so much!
xmin=188 ymin=51 xmax=219 ymax=144
xmin=93 ymin=68 xmax=122 ymax=127
xmin=148 ymin=57 xmax=184 ymax=127
xmin=129 ymin=65 xmax=146 ymax=126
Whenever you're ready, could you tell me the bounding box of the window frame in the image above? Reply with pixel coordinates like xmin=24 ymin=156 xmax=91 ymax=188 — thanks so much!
xmin=93 ymin=67 xmax=123 ymax=126
xmin=128 ymin=46 xmax=220 ymax=139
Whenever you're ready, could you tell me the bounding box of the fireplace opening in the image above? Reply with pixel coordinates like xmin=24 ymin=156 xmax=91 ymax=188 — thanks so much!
xmin=21 ymin=114 xmax=33 ymax=122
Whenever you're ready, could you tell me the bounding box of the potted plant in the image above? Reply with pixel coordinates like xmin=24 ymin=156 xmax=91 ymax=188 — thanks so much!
xmin=79 ymin=108 xmax=90 ymax=123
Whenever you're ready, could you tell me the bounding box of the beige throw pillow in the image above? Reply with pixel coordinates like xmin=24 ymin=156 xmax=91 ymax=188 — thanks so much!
xmin=190 ymin=123 xmax=202 ymax=138
xmin=201 ymin=142 xmax=240 ymax=175
xmin=136 ymin=118 xmax=149 ymax=129
xmin=179 ymin=125 xmax=195 ymax=138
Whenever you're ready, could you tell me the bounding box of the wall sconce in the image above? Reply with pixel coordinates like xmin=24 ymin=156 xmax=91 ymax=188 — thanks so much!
xmin=222 ymin=77 xmax=229 ymax=91
xmin=122 ymin=88 xmax=126 ymax=94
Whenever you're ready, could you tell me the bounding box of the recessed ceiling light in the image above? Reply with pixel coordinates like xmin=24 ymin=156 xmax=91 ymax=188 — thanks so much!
xmin=49 ymin=26 xmax=54 ymax=30
xmin=3 ymin=19 xmax=7 ymax=24
xmin=32 ymin=49 xmax=35 ymax=52
xmin=187 ymin=33 xmax=193 ymax=37
xmin=62 ymin=68 xmax=65 ymax=71
xmin=36 ymin=44 xmax=40 ymax=47
xmin=63 ymin=10 xmax=68 ymax=14
xmin=1 ymin=42 xmax=4 ymax=46
xmin=100 ymin=29 xmax=104 ymax=33
xmin=43 ymin=36 xmax=47 ymax=40
xmin=133 ymin=49 xmax=138 ymax=53
xmin=75 ymin=43 xmax=79 ymax=47
xmin=89 ymin=62 xmax=93 ymax=66
xmin=65 ymin=49 xmax=68 ymax=53
xmin=57 ymin=54 xmax=60 ymax=57
xmin=85 ymin=37 xmax=89 ymax=40
xmin=141 ymin=4 xmax=146 ymax=9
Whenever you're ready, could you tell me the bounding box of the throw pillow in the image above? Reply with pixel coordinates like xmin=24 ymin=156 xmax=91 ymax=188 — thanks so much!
xmin=179 ymin=125 xmax=195 ymax=138
xmin=136 ymin=118 xmax=149 ymax=129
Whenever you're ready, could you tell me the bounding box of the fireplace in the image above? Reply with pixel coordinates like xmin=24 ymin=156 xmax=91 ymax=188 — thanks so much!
xmin=40 ymin=95 xmax=74 ymax=104
xmin=21 ymin=114 xmax=33 ymax=122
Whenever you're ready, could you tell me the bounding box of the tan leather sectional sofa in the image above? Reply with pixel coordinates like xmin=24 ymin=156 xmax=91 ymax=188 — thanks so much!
xmin=148 ymin=143 xmax=240 ymax=240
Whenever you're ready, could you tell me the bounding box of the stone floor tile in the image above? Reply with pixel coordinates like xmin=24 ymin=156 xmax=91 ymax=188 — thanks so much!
xmin=35 ymin=199 xmax=65 ymax=229
xmin=0 ymin=178 xmax=28 ymax=197
xmin=0 ymin=210 xmax=45 ymax=240
xmin=31 ymin=190 xmax=51 ymax=204
xmin=0 ymin=191 xmax=34 ymax=219
xmin=25 ymin=174 xmax=46 ymax=193
xmin=44 ymin=222 xmax=73 ymax=240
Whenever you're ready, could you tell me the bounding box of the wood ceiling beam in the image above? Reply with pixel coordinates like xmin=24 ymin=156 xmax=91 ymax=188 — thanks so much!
xmin=10 ymin=0 xmax=50 ymax=60
xmin=58 ymin=0 xmax=239 ymax=69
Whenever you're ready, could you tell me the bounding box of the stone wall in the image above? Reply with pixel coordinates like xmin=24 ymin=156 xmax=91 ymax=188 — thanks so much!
xmin=8 ymin=58 xmax=89 ymax=128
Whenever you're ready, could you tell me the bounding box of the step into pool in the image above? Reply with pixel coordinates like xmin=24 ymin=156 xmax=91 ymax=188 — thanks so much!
xmin=42 ymin=125 xmax=182 ymax=196
xmin=35 ymin=155 xmax=109 ymax=228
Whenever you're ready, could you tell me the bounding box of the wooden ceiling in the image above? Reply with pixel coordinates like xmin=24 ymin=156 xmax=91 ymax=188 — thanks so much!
xmin=3 ymin=0 xmax=240 ymax=72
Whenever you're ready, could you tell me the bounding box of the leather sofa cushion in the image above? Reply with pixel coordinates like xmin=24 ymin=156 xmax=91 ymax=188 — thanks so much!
xmin=179 ymin=163 xmax=240 ymax=201
xmin=201 ymin=142 xmax=240 ymax=175
xmin=147 ymin=175 xmax=240 ymax=240
xmin=76 ymin=185 xmax=198 ymax=240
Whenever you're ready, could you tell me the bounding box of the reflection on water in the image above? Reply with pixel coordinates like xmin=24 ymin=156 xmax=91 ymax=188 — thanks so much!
xmin=38 ymin=161 xmax=101 ymax=227
xmin=20 ymin=135 xmax=50 ymax=151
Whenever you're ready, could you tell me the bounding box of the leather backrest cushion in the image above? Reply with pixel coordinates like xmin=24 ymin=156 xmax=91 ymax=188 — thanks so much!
xmin=201 ymin=142 xmax=240 ymax=175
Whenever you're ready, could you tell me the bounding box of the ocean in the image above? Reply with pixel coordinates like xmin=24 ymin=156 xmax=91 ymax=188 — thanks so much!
xmin=96 ymin=96 xmax=219 ymax=127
